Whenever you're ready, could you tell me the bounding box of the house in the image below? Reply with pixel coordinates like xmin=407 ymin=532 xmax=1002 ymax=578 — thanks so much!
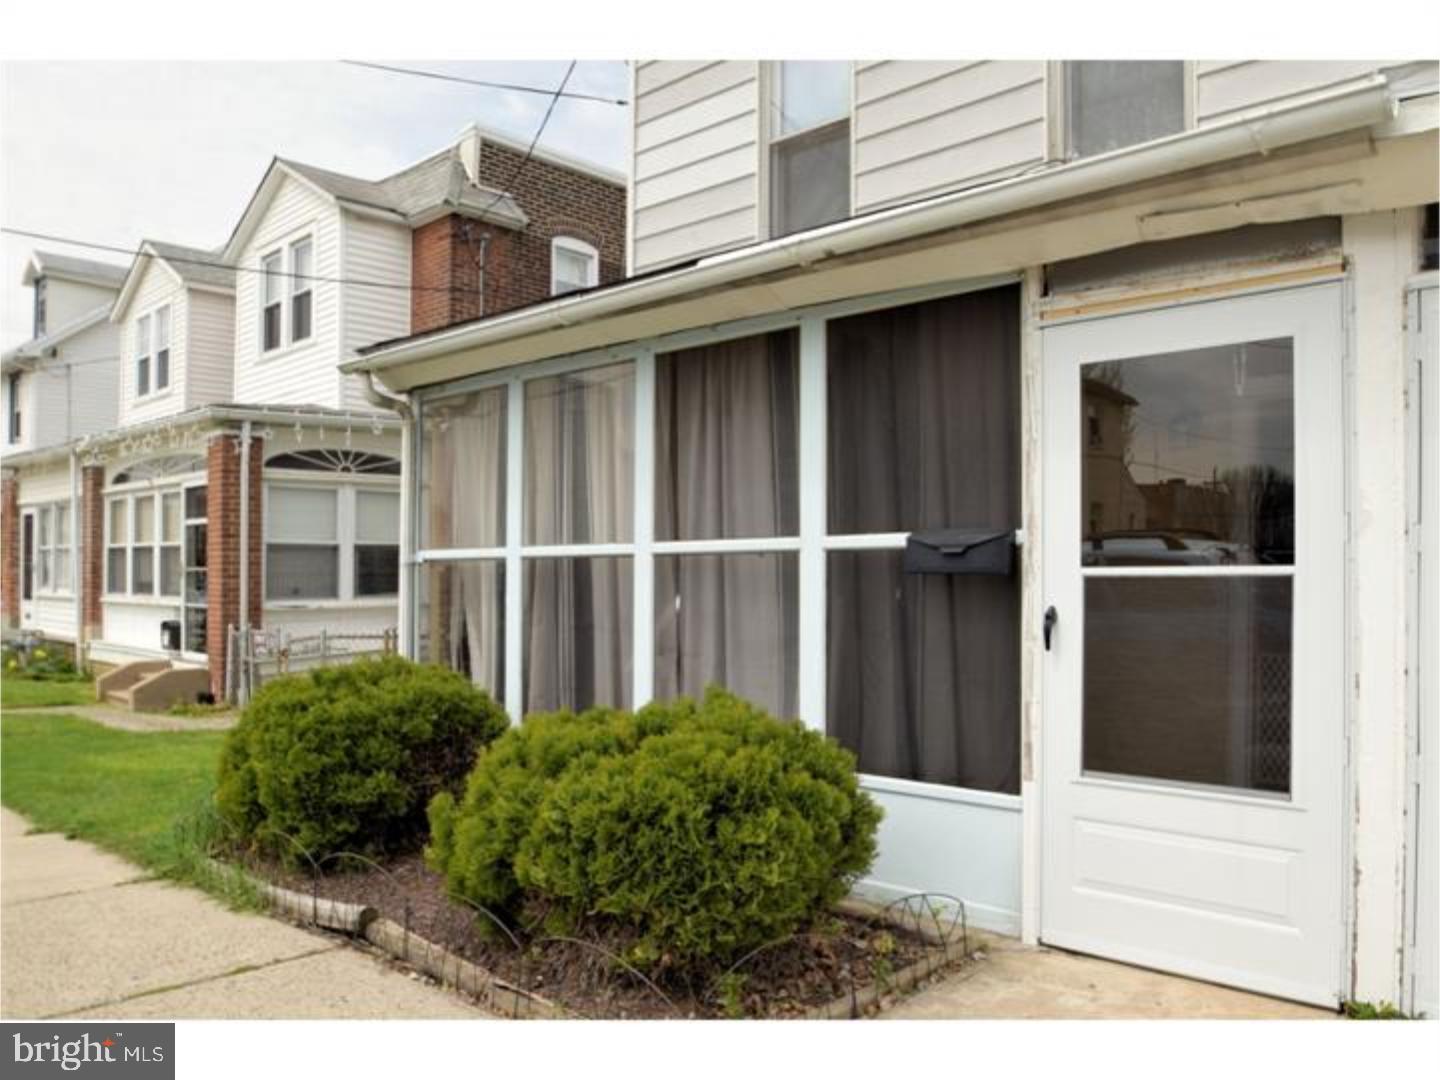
xmin=345 ymin=61 xmax=1440 ymax=1015
xmin=0 ymin=124 xmax=627 ymax=706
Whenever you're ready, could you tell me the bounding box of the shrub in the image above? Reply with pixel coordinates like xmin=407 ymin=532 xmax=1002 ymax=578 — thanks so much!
xmin=3 ymin=643 xmax=83 ymax=680
xmin=216 ymin=656 xmax=509 ymax=861
xmin=427 ymin=688 xmax=881 ymax=972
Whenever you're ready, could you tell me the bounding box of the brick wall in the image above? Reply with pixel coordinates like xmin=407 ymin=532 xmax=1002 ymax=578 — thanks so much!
xmin=205 ymin=433 xmax=263 ymax=699
xmin=1 ymin=473 xmax=17 ymax=629
xmin=80 ymin=464 xmax=104 ymax=639
xmin=409 ymin=140 xmax=627 ymax=335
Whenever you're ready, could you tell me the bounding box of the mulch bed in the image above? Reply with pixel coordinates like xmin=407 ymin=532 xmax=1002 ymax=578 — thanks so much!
xmin=265 ymin=854 xmax=956 ymax=1018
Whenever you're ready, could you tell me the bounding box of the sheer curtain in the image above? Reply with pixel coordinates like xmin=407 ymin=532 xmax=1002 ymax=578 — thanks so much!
xmin=653 ymin=331 xmax=799 ymax=716
xmin=826 ymin=286 xmax=1021 ymax=793
xmin=524 ymin=363 xmax=634 ymax=712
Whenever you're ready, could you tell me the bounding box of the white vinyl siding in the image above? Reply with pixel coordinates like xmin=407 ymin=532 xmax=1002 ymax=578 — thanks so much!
xmin=118 ymin=259 xmax=188 ymax=426
xmin=1195 ymin=60 xmax=1394 ymax=123
xmin=853 ymin=61 xmax=1046 ymax=213
xmin=339 ymin=209 xmax=412 ymax=411
xmin=185 ymin=288 xmax=236 ymax=407
xmin=41 ymin=277 xmax=119 ymax=330
xmin=234 ymin=174 xmax=343 ymax=407
xmin=631 ymin=61 xmax=761 ymax=274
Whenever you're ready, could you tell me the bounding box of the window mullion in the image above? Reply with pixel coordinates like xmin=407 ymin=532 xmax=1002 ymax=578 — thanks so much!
xmin=504 ymin=377 xmax=525 ymax=722
xmin=339 ymin=487 xmax=355 ymax=601
xmin=797 ymin=314 xmax=827 ymax=732
xmin=632 ymin=348 xmax=655 ymax=708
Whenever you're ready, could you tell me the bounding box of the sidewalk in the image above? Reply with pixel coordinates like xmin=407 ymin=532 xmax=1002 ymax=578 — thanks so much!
xmin=0 ymin=808 xmax=482 ymax=1019
xmin=6 ymin=703 xmax=237 ymax=732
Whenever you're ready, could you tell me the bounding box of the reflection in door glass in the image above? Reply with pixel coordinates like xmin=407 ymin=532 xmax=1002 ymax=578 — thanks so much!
xmin=1081 ymin=338 xmax=1294 ymax=566
xmin=1083 ymin=576 xmax=1292 ymax=794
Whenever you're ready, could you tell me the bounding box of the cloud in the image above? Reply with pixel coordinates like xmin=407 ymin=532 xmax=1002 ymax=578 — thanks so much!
xmin=1 ymin=60 xmax=629 ymax=348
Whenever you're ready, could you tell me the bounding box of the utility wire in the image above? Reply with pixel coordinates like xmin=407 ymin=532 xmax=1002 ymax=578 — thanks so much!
xmin=341 ymin=60 xmax=626 ymax=106
xmin=474 ymin=61 xmax=578 ymax=226
xmin=0 ymin=227 xmax=483 ymax=297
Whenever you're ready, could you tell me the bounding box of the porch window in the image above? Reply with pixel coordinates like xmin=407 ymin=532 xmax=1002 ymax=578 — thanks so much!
xmin=355 ymin=490 xmax=400 ymax=597
xmin=132 ymin=494 xmax=156 ymax=595
xmin=290 ymin=237 xmax=313 ymax=343
xmin=769 ymin=61 xmax=851 ymax=237
xmin=160 ymin=491 xmax=183 ymax=597
xmin=37 ymin=502 xmax=72 ymax=594
xmin=261 ymin=250 xmax=283 ymax=352
xmin=105 ymin=497 xmax=127 ymax=594
xmin=265 ymin=486 xmax=339 ymax=600
xmin=1063 ymin=61 xmax=1186 ymax=159
xmin=37 ymin=506 xmax=52 ymax=591
xmin=153 ymin=305 xmax=171 ymax=391
xmin=135 ymin=313 xmax=151 ymax=397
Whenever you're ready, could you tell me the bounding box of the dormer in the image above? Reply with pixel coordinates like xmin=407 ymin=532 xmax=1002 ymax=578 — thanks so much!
xmin=110 ymin=241 xmax=236 ymax=427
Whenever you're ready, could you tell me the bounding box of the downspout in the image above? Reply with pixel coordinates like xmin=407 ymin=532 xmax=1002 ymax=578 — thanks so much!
xmin=363 ymin=372 xmax=414 ymax=657
xmin=69 ymin=443 xmax=82 ymax=666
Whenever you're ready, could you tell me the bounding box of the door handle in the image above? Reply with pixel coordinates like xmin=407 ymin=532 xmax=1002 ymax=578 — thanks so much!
xmin=1043 ymin=605 xmax=1058 ymax=651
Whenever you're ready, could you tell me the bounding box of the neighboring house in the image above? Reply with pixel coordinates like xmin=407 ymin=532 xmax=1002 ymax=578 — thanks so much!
xmin=347 ymin=60 xmax=1439 ymax=1017
xmin=0 ymin=124 xmax=627 ymax=707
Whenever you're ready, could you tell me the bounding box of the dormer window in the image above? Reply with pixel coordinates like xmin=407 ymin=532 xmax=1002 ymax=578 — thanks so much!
xmin=136 ymin=314 xmax=151 ymax=397
xmin=768 ymin=61 xmax=851 ymax=238
xmin=1063 ymin=61 xmax=1186 ymax=159
xmin=290 ymin=237 xmax=314 ymax=342
xmin=33 ymin=277 xmax=47 ymax=337
xmin=153 ymin=305 xmax=171 ymax=392
xmin=6 ymin=372 xmax=21 ymax=443
xmin=551 ymin=237 xmax=599 ymax=296
xmin=262 ymin=250 xmax=283 ymax=352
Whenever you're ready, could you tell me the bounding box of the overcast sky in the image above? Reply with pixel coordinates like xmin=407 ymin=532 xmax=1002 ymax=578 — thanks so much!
xmin=0 ymin=60 xmax=629 ymax=349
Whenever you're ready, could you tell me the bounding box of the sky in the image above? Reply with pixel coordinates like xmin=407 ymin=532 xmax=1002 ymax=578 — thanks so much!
xmin=0 ymin=60 xmax=629 ymax=350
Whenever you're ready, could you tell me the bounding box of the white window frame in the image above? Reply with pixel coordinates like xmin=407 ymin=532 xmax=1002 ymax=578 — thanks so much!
xmin=550 ymin=236 xmax=600 ymax=297
xmin=762 ymin=60 xmax=854 ymax=240
xmin=260 ymin=234 xmax=315 ymax=355
xmin=411 ymin=274 xmax=1019 ymax=786
xmin=1046 ymin=60 xmax=1196 ymax=163
xmin=263 ymin=477 xmax=400 ymax=605
xmin=104 ymin=486 xmax=186 ymax=600
xmin=153 ymin=303 xmax=172 ymax=392
xmin=289 ymin=236 xmax=314 ymax=344
xmin=135 ymin=312 xmax=152 ymax=398
xmin=260 ymin=248 xmax=285 ymax=354
xmin=6 ymin=371 xmax=22 ymax=444
xmin=32 ymin=502 xmax=71 ymax=595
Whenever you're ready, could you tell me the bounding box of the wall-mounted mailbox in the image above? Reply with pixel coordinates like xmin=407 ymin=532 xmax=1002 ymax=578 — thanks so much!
xmin=903 ymin=529 xmax=1016 ymax=575
xmin=160 ymin=619 xmax=182 ymax=652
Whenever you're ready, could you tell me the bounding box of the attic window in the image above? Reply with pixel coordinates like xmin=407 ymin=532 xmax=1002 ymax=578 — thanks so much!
xmin=551 ymin=237 xmax=599 ymax=296
xmin=33 ymin=277 xmax=47 ymax=337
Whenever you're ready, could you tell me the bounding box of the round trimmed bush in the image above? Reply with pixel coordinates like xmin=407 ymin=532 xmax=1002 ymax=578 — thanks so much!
xmin=216 ymin=656 xmax=509 ymax=861
xmin=426 ymin=688 xmax=881 ymax=971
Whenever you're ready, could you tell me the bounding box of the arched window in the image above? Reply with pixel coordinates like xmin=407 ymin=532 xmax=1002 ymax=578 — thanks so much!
xmin=264 ymin=449 xmax=400 ymax=476
xmin=111 ymin=453 xmax=206 ymax=485
xmin=551 ymin=236 xmax=599 ymax=296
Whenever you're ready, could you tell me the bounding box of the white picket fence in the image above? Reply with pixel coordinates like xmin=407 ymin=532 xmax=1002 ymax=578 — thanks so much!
xmin=225 ymin=624 xmax=398 ymax=705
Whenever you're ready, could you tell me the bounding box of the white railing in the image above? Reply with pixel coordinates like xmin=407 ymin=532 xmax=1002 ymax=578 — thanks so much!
xmin=225 ymin=624 xmax=398 ymax=705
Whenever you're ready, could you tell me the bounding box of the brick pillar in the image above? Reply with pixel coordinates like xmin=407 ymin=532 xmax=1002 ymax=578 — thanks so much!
xmin=1 ymin=472 xmax=18 ymax=630
xmin=206 ymin=433 xmax=263 ymax=700
xmin=80 ymin=464 xmax=104 ymax=642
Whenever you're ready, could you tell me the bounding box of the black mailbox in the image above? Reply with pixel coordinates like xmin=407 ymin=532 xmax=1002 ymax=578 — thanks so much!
xmin=903 ymin=529 xmax=1016 ymax=576
xmin=160 ymin=619 xmax=182 ymax=651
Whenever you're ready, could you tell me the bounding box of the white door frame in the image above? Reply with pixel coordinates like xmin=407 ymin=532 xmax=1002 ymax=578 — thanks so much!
xmin=1037 ymin=281 xmax=1348 ymax=1006
xmin=19 ymin=505 xmax=36 ymax=626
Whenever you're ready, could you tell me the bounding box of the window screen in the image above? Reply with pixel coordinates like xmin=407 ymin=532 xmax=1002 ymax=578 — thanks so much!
xmin=355 ymin=490 xmax=400 ymax=597
xmin=771 ymin=122 xmax=850 ymax=238
xmin=1066 ymin=61 xmax=1185 ymax=159
xmin=266 ymin=487 xmax=338 ymax=599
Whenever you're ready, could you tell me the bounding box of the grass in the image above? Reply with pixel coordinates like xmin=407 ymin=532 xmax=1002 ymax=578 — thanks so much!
xmin=0 ymin=711 xmax=259 ymax=906
xmin=1 ymin=676 xmax=95 ymax=710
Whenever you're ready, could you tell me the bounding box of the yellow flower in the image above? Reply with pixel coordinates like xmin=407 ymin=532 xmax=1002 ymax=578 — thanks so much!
xmin=33 ymin=648 xmax=48 ymax=660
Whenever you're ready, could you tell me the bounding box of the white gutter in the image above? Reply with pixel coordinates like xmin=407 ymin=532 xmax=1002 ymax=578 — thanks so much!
xmin=347 ymin=74 xmax=1397 ymax=376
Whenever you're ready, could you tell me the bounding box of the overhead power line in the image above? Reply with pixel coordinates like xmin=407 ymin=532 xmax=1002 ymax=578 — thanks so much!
xmin=341 ymin=60 xmax=626 ymax=105
xmin=474 ymin=61 xmax=578 ymax=225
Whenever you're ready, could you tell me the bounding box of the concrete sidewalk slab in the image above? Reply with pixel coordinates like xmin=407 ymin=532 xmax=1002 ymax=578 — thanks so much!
xmin=3 ymin=704 xmax=236 ymax=732
xmin=2 ymin=812 xmax=146 ymax=906
xmin=885 ymin=934 xmax=1332 ymax=1019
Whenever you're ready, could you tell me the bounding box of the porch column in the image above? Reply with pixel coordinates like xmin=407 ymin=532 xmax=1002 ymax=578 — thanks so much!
xmin=1 ymin=470 xmax=17 ymax=630
xmin=206 ymin=432 xmax=263 ymax=700
xmin=80 ymin=464 xmax=104 ymax=644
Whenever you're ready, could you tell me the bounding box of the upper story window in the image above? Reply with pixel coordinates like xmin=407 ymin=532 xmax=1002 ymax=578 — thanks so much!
xmin=134 ymin=305 xmax=171 ymax=398
xmin=6 ymin=372 xmax=21 ymax=444
xmin=33 ymin=277 xmax=47 ymax=337
xmin=551 ymin=237 xmax=599 ymax=296
xmin=262 ymin=238 xmax=314 ymax=352
xmin=769 ymin=61 xmax=851 ymax=238
xmin=135 ymin=313 xmax=151 ymax=397
xmin=154 ymin=305 xmax=171 ymax=392
xmin=1063 ymin=61 xmax=1186 ymax=159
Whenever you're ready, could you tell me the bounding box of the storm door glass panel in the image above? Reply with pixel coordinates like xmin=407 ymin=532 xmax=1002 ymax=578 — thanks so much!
xmin=828 ymin=550 xmax=1020 ymax=792
xmin=524 ymin=363 xmax=634 ymax=544
xmin=654 ymin=553 xmax=798 ymax=718
xmin=655 ymin=330 xmax=798 ymax=541
xmin=524 ymin=557 xmax=632 ymax=713
xmin=416 ymin=560 xmax=505 ymax=702
xmin=421 ymin=385 xmax=506 ymax=549
xmin=1079 ymin=338 xmax=1297 ymax=795
xmin=1081 ymin=339 xmax=1294 ymax=566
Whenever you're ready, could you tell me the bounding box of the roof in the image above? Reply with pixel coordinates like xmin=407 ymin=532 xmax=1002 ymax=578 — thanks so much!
xmin=111 ymin=239 xmax=236 ymax=321
xmin=2 ymin=302 xmax=115 ymax=369
xmin=23 ymin=251 xmax=128 ymax=289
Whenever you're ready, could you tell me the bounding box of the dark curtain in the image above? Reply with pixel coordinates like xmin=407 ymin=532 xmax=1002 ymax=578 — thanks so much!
xmin=826 ymin=285 xmax=1021 ymax=792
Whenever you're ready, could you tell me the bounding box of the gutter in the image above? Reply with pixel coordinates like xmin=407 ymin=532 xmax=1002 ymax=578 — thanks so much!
xmin=346 ymin=74 xmax=1397 ymax=376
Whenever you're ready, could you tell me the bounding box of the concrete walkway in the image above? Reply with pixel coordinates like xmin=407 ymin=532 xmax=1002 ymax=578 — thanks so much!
xmin=886 ymin=932 xmax=1333 ymax=1019
xmin=4 ymin=703 xmax=236 ymax=732
xmin=0 ymin=808 xmax=482 ymax=1019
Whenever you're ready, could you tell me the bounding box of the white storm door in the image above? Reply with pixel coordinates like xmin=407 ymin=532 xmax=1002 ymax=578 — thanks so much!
xmin=1040 ymin=284 xmax=1345 ymax=1007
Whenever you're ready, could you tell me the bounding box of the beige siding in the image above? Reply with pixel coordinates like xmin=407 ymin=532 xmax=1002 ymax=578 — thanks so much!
xmin=117 ymin=259 xmax=190 ymax=427
xmin=43 ymin=278 xmax=118 ymax=330
xmin=185 ymin=289 xmax=235 ymax=409
xmin=631 ymin=60 xmax=760 ymax=274
xmin=854 ymin=60 xmax=1047 ymax=213
xmin=1195 ymin=60 xmax=1392 ymax=123
xmin=339 ymin=210 xmax=411 ymax=411
xmin=233 ymin=173 xmax=343 ymax=407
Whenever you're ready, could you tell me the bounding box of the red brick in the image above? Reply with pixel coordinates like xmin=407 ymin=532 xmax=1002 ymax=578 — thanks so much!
xmin=1 ymin=473 xmax=17 ymax=629
xmin=205 ymin=433 xmax=263 ymax=699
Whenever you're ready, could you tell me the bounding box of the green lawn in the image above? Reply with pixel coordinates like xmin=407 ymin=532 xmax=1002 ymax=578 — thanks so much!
xmin=1 ymin=676 xmax=96 ymax=710
xmin=1 ymin=712 xmax=226 ymax=876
